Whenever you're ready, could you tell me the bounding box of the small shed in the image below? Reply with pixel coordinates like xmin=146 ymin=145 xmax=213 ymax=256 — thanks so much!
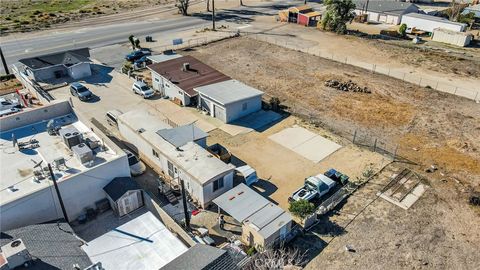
xmin=103 ymin=177 xmax=144 ymax=217
xmin=213 ymin=184 xmax=292 ymax=249
xmin=432 ymin=28 xmax=473 ymax=47
xmin=288 ymin=5 xmax=313 ymax=23
xmin=298 ymin=11 xmax=322 ymax=27
xmin=195 ymin=79 xmax=263 ymax=123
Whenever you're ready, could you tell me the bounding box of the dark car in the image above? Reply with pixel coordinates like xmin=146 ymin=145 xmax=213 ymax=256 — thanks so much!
xmin=70 ymin=82 xmax=93 ymax=101
xmin=125 ymin=49 xmax=151 ymax=62
xmin=134 ymin=56 xmax=152 ymax=67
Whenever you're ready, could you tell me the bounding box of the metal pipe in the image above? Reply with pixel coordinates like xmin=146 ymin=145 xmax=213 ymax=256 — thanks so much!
xmin=48 ymin=163 xmax=69 ymax=223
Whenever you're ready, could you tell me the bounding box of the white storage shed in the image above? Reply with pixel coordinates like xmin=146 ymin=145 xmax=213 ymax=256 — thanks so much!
xmin=401 ymin=13 xmax=467 ymax=33
xmin=195 ymin=79 xmax=264 ymax=123
xmin=432 ymin=28 xmax=473 ymax=47
xmin=103 ymin=177 xmax=144 ymax=217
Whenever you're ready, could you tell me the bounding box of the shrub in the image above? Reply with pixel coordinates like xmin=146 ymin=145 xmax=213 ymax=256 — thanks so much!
xmin=289 ymin=199 xmax=316 ymax=219
xmin=246 ymin=246 xmax=256 ymax=256
xmin=398 ymin=23 xmax=407 ymax=37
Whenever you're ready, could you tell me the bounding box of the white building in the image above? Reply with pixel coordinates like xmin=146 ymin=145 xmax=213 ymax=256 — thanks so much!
xmin=148 ymin=55 xmax=230 ymax=106
xmin=0 ymin=100 xmax=130 ymax=231
xmin=354 ymin=1 xmax=420 ymax=25
xmin=401 ymin=13 xmax=467 ymax=32
xmin=117 ymin=108 xmax=235 ymax=208
xmin=195 ymin=79 xmax=264 ymax=123
xmin=432 ymin=28 xmax=473 ymax=47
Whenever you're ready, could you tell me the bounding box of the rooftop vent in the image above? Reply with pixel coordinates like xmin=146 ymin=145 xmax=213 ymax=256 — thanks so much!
xmin=1 ymin=239 xmax=31 ymax=269
xmin=72 ymin=143 xmax=94 ymax=164
xmin=182 ymin=62 xmax=190 ymax=71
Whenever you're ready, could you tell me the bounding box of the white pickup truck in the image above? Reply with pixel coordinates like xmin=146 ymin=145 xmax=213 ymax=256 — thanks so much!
xmin=289 ymin=174 xmax=336 ymax=202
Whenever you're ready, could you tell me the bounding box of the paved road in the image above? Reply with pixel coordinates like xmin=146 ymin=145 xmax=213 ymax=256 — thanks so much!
xmin=0 ymin=1 xmax=295 ymax=74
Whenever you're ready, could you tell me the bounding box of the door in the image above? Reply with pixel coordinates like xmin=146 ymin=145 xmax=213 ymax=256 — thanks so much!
xmin=120 ymin=192 xmax=139 ymax=216
xmin=379 ymin=15 xmax=387 ymax=23
xmin=213 ymin=104 xmax=226 ymax=122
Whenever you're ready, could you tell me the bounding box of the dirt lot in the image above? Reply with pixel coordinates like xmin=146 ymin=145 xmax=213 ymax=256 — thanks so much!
xmin=0 ymin=77 xmax=22 ymax=95
xmin=181 ymin=37 xmax=480 ymax=269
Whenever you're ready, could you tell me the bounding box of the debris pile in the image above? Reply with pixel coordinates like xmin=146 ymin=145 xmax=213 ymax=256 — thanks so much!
xmin=325 ymin=79 xmax=371 ymax=93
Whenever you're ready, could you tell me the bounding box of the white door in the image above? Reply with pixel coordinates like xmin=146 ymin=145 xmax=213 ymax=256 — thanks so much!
xmin=379 ymin=15 xmax=387 ymax=23
xmin=213 ymin=104 xmax=226 ymax=122
xmin=120 ymin=192 xmax=139 ymax=216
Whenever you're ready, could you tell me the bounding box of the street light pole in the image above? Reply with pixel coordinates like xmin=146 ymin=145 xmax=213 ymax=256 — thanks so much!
xmin=48 ymin=163 xmax=69 ymax=223
xmin=212 ymin=0 xmax=216 ymax=31
xmin=0 ymin=46 xmax=10 ymax=75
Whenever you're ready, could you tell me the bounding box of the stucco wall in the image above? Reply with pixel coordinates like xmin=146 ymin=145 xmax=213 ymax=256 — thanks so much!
xmin=68 ymin=62 xmax=92 ymax=80
xmin=151 ymin=72 xmax=191 ymax=106
xmin=0 ymin=155 xmax=130 ymax=231
xmin=199 ymin=94 xmax=262 ymax=123
xmin=30 ymin=65 xmax=67 ymax=82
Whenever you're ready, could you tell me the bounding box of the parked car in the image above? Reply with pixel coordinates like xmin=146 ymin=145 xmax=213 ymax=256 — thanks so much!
xmin=289 ymin=174 xmax=336 ymax=202
xmin=106 ymin=109 xmax=123 ymax=126
xmin=132 ymin=81 xmax=154 ymax=98
xmin=125 ymin=49 xmax=151 ymax=62
xmin=235 ymin=165 xmax=259 ymax=186
xmin=124 ymin=149 xmax=146 ymax=176
xmin=134 ymin=56 xmax=151 ymax=68
xmin=70 ymin=82 xmax=93 ymax=101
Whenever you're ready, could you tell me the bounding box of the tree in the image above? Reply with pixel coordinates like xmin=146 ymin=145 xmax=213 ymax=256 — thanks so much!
xmin=289 ymin=199 xmax=315 ymax=219
xmin=176 ymin=0 xmax=190 ymax=16
xmin=398 ymin=23 xmax=407 ymax=37
xmin=244 ymin=244 xmax=308 ymax=270
xmin=321 ymin=0 xmax=356 ymax=34
xmin=128 ymin=35 xmax=135 ymax=50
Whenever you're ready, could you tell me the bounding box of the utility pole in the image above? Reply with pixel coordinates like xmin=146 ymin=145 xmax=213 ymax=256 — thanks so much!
xmin=48 ymin=163 xmax=69 ymax=223
xmin=212 ymin=0 xmax=216 ymax=31
xmin=0 ymin=46 xmax=9 ymax=75
xmin=180 ymin=178 xmax=190 ymax=229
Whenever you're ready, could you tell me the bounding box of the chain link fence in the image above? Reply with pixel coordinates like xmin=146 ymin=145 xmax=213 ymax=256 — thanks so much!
xmin=246 ymin=33 xmax=480 ymax=102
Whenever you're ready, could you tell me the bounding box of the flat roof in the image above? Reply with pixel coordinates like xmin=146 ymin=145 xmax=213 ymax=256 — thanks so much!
xmin=119 ymin=109 xmax=234 ymax=184
xmin=403 ymin=13 xmax=467 ymax=26
xmin=157 ymin=124 xmax=208 ymax=148
xmin=0 ymin=220 xmax=92 ymax=270
xmin=147 ymin=54 xmax=183 ymax=64
xmin=148 ymin=56 xmax=230 ymax=97
xmin=117 ymin=108 xmax=171 ymax=133
xmin=0 ymin=104 xmax=121 ymax=206
xmin=161 ymin=244 xmax=237 ymax=270
xmin=195 ymin=79 xmax=264 ymax=106
xmin=81 ymin=211 xmax=188 ymax=270
xmin=213 ymin=184 xmax=292 ymax=239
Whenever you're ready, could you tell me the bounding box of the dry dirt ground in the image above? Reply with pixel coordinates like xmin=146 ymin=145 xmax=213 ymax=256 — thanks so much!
xmin=181 ymin=37 xmax=480 ymax=268
xmin=0 ymin=78 xmax=22 ymax=95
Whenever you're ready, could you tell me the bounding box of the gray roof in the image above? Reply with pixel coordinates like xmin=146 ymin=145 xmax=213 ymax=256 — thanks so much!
xmin=403 ymin=13 xmax=468 ymax=26
xmin=354 ymin=0 xmax=418 ymax=15
xmin=19 ymin=48 xmax=90 ymax=69
xmin=156 ymin=124 xmax=208 ymax=148
xmin=103 ymin=177 xmax=142 ymax=201
xmin=195 ymin=79 xmax=264 ymax=106
xmin=147 ymin=54 xmax=183 ymax=64
xmin=161 ymin=244 xmax=238 ymax=270
xmin=213 ymin=184 xmax=292 ymax=239
xmin=0 ymin=221 xmax=92 ymax=270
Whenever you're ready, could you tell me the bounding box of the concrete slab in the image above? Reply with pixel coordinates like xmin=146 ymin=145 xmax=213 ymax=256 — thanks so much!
xmin=378 ymin=184 xmax=427 ymax=210
xmin=269 ymin=126 xmax=342 ymax=163
xmin=219 ymin=110 xmax=282 ymax=136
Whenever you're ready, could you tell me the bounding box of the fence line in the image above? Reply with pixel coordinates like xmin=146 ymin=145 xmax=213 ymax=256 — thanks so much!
xmin=247 ymin=33 xmax=479 ymax=102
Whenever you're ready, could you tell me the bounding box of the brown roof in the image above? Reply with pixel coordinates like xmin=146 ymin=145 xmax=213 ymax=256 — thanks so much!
xmin=147 ymin=55 xmax=230 ymax=97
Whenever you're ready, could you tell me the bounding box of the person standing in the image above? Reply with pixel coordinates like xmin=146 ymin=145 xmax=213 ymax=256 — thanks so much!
xmin=219 ymin=215 xmax=225 ymax=230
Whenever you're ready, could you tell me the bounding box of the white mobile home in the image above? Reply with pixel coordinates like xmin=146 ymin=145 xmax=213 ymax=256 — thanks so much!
xmin=117 ymin=109 xmax=235 ymax=208
xmin=401 ymin=13 xmax=467 ymax=33
xmin=195 ymin=79 xmax=264 ymax=123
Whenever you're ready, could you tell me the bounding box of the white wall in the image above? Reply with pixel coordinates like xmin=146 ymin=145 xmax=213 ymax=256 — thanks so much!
xmin=199 ymin=94 xmax=261 ymax=123
xmin=0 ymin=155 xmax=130 ymax=231
xmin=401 ymin=15 xmax=466 ymax=32
xmin=29 ymin=65 xmax=66 ymax=82
xmin=118 ymin=119 xmax=232 ymax=208
xmin=68 ymin=62 xmax=92 ymax=80
xmin=432 ymin=30 xmax=472 ymax=47
xmin=151 ymin=72 xmax=191 ymax=106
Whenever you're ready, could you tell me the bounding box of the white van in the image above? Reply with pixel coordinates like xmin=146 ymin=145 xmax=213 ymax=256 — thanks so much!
xmin=106 ymin=109 xmax=123 ymax=126
xmin=235 ymin=165 xmax=259 ymax=186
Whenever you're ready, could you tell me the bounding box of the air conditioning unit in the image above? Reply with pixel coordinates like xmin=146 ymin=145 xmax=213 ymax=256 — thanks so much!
xmin=1 ymin=239 xmax=31 ymax=269
xmin=59 ymin=126 xmax=83 ymax=149
xmin=85 ymin=136 xmax=101 ymax=149
xmin=72 ymin=143 xmax=94 ymax=164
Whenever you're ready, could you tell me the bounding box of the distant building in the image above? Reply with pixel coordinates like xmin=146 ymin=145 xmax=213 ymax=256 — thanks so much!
xmin=354 ymin=0 xmax=420 ymax=25
xmin=148 ymin=56 xmax=230 ymax=106
xmin=161 ymin=244 xmax=238 ymax=270
xmin=19 ymin=48 xmax=92 ymax=82
xmin=463 ymin=4 xmax=480 ymax=18
xmin=0 ymin=221 xmax=94 ymax=270
xmin=117 ymin=108 xmax=235 ymax=208
xmin=401 ymin=13 xmax=467 ymax=32
xmin=195 ymin=79 xmax=264 ymax=123
xmin=0 ymin=100 xmax=130 ymax=231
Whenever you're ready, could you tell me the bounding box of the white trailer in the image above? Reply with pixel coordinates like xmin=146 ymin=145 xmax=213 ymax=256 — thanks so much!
xmin=401 ymin=13 xmax=467 ymax=33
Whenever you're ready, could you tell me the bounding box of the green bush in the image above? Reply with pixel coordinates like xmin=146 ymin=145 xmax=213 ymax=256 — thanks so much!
xmin=246 ymin=246 xmax=256 ymax=256
xmin=289 ymin=199 xmax=316 ymax=219
xmin=398 ymin=23 xmax=407 ymax=37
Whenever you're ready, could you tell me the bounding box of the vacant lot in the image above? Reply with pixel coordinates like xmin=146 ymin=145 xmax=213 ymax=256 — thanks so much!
xmin=181 ymin=37 xmax=480 ymax=269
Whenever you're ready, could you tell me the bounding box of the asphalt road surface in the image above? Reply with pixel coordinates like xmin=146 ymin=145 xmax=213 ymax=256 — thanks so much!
xmin=0 ymin=1 xmax=294 ymax=74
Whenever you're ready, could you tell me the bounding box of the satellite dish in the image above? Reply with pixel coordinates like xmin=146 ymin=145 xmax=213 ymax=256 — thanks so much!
xmin=31 ymin=159 xmax=44 ymax=169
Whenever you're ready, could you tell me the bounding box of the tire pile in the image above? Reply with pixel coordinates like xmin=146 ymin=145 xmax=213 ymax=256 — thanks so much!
xmin=325 ymin=79 xmax=371 ymax=93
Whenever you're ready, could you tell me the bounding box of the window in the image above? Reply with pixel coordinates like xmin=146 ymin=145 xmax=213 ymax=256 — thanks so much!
xmin=242 ymin=102 xmax=248 ymax=111
xmin=152 ymin=149 xmax=159 ymax=158
xmin=213 ymin=177 xmax=224 ymax=192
